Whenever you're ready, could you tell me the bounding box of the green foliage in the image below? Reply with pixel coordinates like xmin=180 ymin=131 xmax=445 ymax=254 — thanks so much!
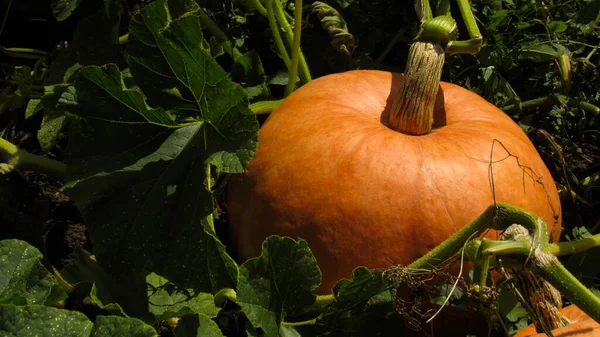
xmin=0 ymin=240 xmax=157 ymax=336
xmin=237 ymin=236 xmax=320 ymax=336
xmin=0 ymin=239 xmax=66 ymax=306
xmin=1 ymin=0 xmax=599 ymax=336
xmin=57 ymin=0 xmax=258 ymax=293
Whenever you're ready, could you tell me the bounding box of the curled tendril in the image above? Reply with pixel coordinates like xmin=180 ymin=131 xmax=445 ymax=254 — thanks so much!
xmin=311 ymin=1 xmax=355 ymax=58
xmin=416 ymin=15 xmax=458 ymax=44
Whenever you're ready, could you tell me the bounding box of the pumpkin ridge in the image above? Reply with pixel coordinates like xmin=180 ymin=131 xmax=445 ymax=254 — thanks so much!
xmin=417 ymin=138 xmax=457 ymax=233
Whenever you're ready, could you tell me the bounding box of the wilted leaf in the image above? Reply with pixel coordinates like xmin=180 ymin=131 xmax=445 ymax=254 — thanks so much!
xmin=237 ymin=236 xmax=321 ymax=336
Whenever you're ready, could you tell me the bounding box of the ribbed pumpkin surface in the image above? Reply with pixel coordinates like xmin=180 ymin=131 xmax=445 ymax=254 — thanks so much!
xmin=228 ymin=70 xmax=562 ymax=293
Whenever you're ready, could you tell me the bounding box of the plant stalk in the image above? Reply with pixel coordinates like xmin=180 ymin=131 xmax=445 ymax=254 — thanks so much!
xmin=538 ymin=256 xmax=600 ymax=324
xmin=408 ymin=203 xmax=546 ymax=270
xmin=250 ymin=99 xmax=283 ymax=114
xmin=267 ymin=0 xmax=292 ymax=73
xmin=0 ymin=137 xmax=66 ymax=180
xmin=284 ymin=0 xmax=303 ymax=96
xmin=271 ymin=0 xmax=311 ymax=84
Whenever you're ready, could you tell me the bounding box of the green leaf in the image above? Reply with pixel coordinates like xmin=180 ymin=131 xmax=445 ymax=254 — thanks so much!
xmin=231 ymin=51 xmax=269 ymax=99
xmin=548 ymin=21 xmax=568 ymax=33
xmin=0 ymin=240 xmax=58 ymax=305
xmin=520 ymin=42 xmax=571 ymax=62
xmin=0 ymin=305 xmax=93 ymax=336
xmin=479 ymin=66 xmax=520 ymax=106
xmin=297 ymin=268 xmax=405 ymax=337
xmin=58 ymin=0 xmax=257 ymax=293
xmin=42 ymin=2 xmax=124 ymax=151
xmin=173 ymin=314 xmax=224 ymax=337
xmin=90 ymin=315 xmax=158 ymax=337
xmin=488 ymin=9 xmax=509 ymax=30
xmin=38 ymin=113 xmax=68 ymax=152
xmin=61 ymin=249 xmax=149 ymax=318
xmin=51 ymin=0 xmax=82 ymax=21
xmin=335 ymin=0 xmax=355 ymax=9
xmin=147 ymin=273 xmax=220 ymax=320
xmin=237 ymin=236 xmax=321 ymax=336
xmin=48 ymin=3 xmax=124 ymax=84
xmin=0 ymin=306 xmax=158 ymax=337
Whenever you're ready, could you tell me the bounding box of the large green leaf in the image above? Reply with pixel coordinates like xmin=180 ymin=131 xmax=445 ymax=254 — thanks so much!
xmin=0 ymin=305 xmax=157 ymax=337
xmin=237 ymin=236 xmax=321 ymax=336
xmin=58 ymin=0 xmax=257 ymax=293
xmin=0 ymin=240 xmax=63 ymax=305
xmin=90 ymin=315 xmax=158 ymax=337
xmin=0 ymin=305 xmax=93 ymax=336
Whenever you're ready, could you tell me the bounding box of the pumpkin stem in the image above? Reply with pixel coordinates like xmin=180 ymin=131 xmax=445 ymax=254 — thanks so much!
xmin=516 ymin=269 xmax=570 ymax=332
xmin=389 ymin=41 xmax=444 ymax=135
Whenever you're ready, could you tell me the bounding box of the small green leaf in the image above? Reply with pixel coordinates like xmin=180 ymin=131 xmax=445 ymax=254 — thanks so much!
xmin=61 ymin=249 xmax=148 ymax=317
xmin=231 ymin=51 xmax=269 ymax=99
xmin=520 ymin=42 xmax=571 ymax=62
xmin=237 ymin=236 xmax=321 ymax=336
xmin=173 ymin=314 xmax=224 ymax=337
xmin=297 ymin=268 xmax=405 ymax=336
xmin=0 ymin=240 xmax=57 ymax=305
xmin=548 ymin=21 xmax=568 ymax=33
xmin=488 ymin=9 xmax=509 ymax=30
xmin=38 ymin=114 xmax=68 ymax=152
xmin=51 ymin=0 xmax=82 ymax=21
xmin=147 ymin=273 xmax=220 ymax=320
xmin=335 ymin=0 xmax=355 ymax=8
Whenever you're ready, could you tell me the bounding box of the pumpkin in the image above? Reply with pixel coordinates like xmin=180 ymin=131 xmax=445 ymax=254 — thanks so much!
xmin=227 ymin=70 xmax=562 ymax=293
xmin=513 ymin=305 xmax=600 ymax=337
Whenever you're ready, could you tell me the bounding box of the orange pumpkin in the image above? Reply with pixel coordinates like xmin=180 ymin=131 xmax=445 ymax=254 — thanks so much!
xmin=513 ymin=305 xmax=600 ymax=337
xmin=228 ymin=70 xmax=562 ymax=293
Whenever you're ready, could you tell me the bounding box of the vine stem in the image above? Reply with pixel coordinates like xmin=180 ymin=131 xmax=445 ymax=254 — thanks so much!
xmin=249 ymin=99 xmax=283 ymax=114
xmin=270 ymin=0 xmax=311 ymax=84
xmin=0 ymin=137 xmax=66 ymax=181
xmin=267 ymin=0 xmax=291 ymax=73
xmin=395 ymin=203 xmax=600 ymax=325
xmin=239 ymin=0 xmax=312 ymax=85
xmin=284 ymin=0 xmax=303 ymax=96
xmin=538 ymin=256 xmax=600 ymax=323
